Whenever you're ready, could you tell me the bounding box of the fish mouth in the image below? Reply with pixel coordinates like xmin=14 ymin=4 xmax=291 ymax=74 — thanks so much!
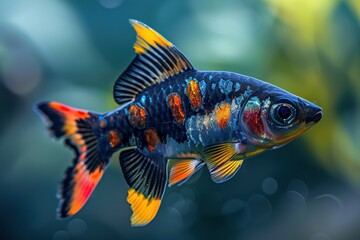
xmin=306 ymin=109 xmax=323 ymax=124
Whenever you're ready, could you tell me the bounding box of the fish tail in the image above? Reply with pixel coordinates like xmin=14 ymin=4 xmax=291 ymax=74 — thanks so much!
xmin=35 ymin=101 xmax=111 ymax=218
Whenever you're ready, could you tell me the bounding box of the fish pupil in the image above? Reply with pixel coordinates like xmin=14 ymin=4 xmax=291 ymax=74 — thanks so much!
xmin=278 ymin=105 xmax=292 ymax=120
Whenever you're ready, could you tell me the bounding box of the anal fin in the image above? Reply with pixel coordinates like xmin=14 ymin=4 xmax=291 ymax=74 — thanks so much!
xmin=168 ymin=159 xmax=205 ymax=187
xmin=119 ymin=148 xmax=168 ymax=226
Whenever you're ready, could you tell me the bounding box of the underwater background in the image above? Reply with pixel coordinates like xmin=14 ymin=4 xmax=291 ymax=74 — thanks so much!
xmin=0 ymin=0 xmax=359 ymax=239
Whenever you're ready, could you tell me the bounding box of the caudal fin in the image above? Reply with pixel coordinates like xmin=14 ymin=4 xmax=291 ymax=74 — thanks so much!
xmin=35 ymin=101 xmax=110 ymax=218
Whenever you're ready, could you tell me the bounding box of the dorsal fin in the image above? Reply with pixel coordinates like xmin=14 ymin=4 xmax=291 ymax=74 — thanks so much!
xmin=113 ymin=20 xmax=194 ymax=105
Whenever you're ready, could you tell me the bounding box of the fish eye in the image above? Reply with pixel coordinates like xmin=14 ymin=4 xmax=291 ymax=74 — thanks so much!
xmin=270 ymin=103 xmax=297 ymax=125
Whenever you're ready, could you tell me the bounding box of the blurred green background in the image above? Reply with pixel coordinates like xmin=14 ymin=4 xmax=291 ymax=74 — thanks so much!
xmin=0 ymin=0 xmax=359 ymax=239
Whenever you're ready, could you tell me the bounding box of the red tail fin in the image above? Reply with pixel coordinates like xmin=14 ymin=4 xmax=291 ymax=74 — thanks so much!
xmin=35 ymin=101 xmax=110 ymax=217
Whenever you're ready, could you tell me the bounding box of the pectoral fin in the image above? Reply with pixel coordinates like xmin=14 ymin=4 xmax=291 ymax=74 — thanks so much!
xmin=203 ymin=142 xmax=244 ymax=183
xmin=209 ymin=159 xmax=244 ymax=183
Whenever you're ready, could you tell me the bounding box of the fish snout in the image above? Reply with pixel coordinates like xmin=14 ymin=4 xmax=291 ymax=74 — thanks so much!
xmin=305 ymin=105 xmax=323 ymax=124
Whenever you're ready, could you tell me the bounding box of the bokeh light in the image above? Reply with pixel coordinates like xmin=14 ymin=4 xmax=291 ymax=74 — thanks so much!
xmin=262 ymin=177 xmax=278 ymax=195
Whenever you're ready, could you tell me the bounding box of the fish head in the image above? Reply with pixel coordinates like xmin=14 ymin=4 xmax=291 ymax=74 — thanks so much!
xmin=240 ymin=86 xmax=322 ymax=149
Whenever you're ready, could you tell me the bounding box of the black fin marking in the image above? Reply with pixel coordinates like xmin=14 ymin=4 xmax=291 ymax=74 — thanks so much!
xmin=119 ymin=148 xmax=168 ymax=226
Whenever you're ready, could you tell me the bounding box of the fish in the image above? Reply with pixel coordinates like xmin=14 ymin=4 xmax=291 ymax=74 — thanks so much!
xmin=34 ymin=19 xmax=322 ymax=226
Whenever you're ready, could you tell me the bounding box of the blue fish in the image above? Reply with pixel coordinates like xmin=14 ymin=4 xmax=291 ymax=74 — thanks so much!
xmin=35 ymin=20 xmax=322 ymax=226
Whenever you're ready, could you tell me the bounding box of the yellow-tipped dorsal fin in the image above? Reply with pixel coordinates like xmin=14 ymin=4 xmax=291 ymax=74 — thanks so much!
xmin=113 ymin=20 xmax=194 ymax=106
xmin=130 ymin=19 xmax=173 ymax=54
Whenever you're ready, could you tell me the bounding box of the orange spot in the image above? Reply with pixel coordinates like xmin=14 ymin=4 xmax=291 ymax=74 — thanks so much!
xmin=99 ymin=119 xmax=107 ymax=128
xmin=128 ymin=104 xmax=147 ymax=128
xmin=186 ymin=79 xmax=202 ymax=110
xmin=216 ymin=102 xmax=231 ymax=129
xmin=168 ymin=93 xmax=186 ymax=124
xmin=107 ymin=130 xmax=121 ymax=148
xmin=145 ymin=129 xmax=159 ymax=152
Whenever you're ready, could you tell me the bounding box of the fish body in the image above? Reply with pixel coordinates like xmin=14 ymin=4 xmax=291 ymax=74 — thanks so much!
xmin=35 ymin=20 xmax=322 ymax=226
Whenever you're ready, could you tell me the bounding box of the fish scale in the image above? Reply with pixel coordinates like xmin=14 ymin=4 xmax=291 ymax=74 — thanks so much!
xmin=131 ymin=71 xmax=261 ymax=149
xmin=35 ymin=19 xmax=322 ymax=227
